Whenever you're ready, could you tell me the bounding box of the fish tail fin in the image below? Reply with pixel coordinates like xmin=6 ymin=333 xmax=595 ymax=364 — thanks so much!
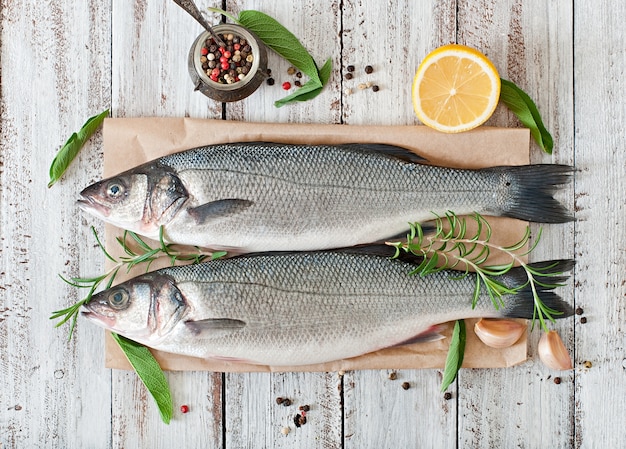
xmin=494 ymin=164 xmax=575 ymax=223
xmin=499 ymin=259 xmax=575 ymax=319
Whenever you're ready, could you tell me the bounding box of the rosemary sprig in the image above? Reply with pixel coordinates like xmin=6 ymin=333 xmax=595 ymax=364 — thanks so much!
xmin=388 ymin=211 xmax=567 ymax=332
xmin=50 ymin=226 xmax=225 ymax=338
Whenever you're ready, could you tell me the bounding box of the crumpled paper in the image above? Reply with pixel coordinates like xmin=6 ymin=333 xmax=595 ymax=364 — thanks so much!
xmin=101 ymin=117 xmax=531 ymax=372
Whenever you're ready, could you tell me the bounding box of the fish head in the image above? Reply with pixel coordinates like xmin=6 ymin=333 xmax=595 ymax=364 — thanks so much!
xmin=81 ymin=272 xmax=187 ymax=343
xmin=77 ymin=163 xmax=189 ymax=236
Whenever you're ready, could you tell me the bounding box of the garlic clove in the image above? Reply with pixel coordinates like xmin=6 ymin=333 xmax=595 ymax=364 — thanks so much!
xmin=474 ymin=318 xmax=526 ymax=348
xmin=538 ymin=330 xmax=573 ymax=370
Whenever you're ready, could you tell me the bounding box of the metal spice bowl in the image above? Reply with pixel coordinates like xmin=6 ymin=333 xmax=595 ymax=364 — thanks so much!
xmin=188 ymin=23 xmax=268 ymax=102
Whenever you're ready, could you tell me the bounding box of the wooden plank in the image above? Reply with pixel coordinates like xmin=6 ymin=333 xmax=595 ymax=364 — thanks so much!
xmin=573 ymin=2 xmax=626 ymax=447
xmin=0 ymin=0 xmax=112 ymax=447
xmin=225 ymin=372 xmax=342 ymax=448
xmin=222 ymin=2 xmax=344 ymax=448
xmin=108 ymin=1 xmax=224 ymax=447
xmin=341 ymin=1 xmax=457 ymax=447
xmin=457 ymin=1 xmax=576 ymax=447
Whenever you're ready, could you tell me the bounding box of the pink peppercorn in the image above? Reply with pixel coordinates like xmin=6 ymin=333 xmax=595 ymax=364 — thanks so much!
xmin=180 ymin=405 xmax=189 ymax=414
xmin=223 ymin=51 xmax=232 ymax=59
xmin=282 ymin=81 xmax=292 ymax=90
xmin=221 ymin=62 xmax=230 ymax=70
xmin=201 ymin=47 xmax=209 ymax=56
xmin=234 ymin=43 xmax=241 ymax=51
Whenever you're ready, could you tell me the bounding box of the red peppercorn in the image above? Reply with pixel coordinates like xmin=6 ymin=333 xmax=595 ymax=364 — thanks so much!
xmin=219 ymin=56 xmax=228 ymax=63
xmin=282 ymin=81 xmax=292 ymax=90
xmin=219 ymin=46 xmax=225 ymax=54
xmin=234 ymin=43 xmax=241 ymax=51
xmin=180 ymin=405 xmax=189 ymax=413
xmin=221 ymin=62 xmax=230 ymax=70
xmin=211 ymin=68 xmax=220 ymax=76
xmin=223 ymin=50 xmax=232 ymax=59
xmin=201 ymin=47 xmax=209 ymax=56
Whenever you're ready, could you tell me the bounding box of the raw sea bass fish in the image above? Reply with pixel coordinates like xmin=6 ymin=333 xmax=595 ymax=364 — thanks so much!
xmin=82 ymin=250 xmax=574 ymax=366
xmin=77 ymin=142 xmax=574 ymax=253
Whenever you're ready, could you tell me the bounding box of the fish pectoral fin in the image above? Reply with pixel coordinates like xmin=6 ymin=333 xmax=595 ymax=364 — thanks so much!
xmin=392 ymin=325 xmax=447 ymax=347
xmin=185 ymin=318 xmax=247 ymax=336
xmin=187 ymin=199 xmax=254 ymax=225
xmin=339 ymin=143 xmax=429 ymax=164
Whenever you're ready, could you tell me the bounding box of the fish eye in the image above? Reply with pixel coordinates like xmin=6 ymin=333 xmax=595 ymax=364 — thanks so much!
xmin=108 ymin=288 xmax=130 ymax=310
xmin=106 ymin=181 xmax=125 ymax=199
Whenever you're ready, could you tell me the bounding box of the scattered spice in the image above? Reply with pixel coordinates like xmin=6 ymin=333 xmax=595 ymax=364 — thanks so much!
xmin=287 ymin=66 xmax=296 ymax=75
xmin=281 ymin=427 xmax=290 ymax=435
xmin=364 ymin=65 xmax=373 ymax=74
xmin=201 ymin=34 xmax=253 ymax=84
xmin=357 ymin=83 xmax=367 ymax=90
xmin=299 ymin=404 xmax=311 ymax=412
xmin=580 ymin=317 xmax=587 ymax=324
xmin=401 ymin=382 xmax=410 ymax=390
xmin=554 ymin=377 xmax=562 ymax=384
xmin=282 ymin=398 xmax=292 ymax=407
xmin=344 ymin=88 xmax=352 ymax=96
xmin=180 ymin=404 xmax=189 ymax=413
xmin=276 ymin=397 xmax=284 ymax=405
xmin=372 ymin=85 xmax=380 ymax=92
xmin=575 ymin=307 xmax=584 ymax=315
xmin=282 ymin=81 xmax=292 ymax=90
xmin=443 ymin=392 xmax=452 ymax=400
xmin=583 ymin=360 xmax=592 ymax=369
xmin=388 ymin=371 xmax=398 ymax=381
xmin=294 ymin=413 xmax=307 ymax=427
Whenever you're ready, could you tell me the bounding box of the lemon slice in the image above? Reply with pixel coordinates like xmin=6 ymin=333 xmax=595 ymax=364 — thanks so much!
xmin=412 ymin=44 xmax=501 ymax=133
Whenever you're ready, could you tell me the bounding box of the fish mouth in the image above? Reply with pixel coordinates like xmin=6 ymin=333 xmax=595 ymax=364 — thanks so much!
xmin=81 ymin=309 xmax=117 ymax=329
xmin=77 ymin=195 xmax=110 ymax=218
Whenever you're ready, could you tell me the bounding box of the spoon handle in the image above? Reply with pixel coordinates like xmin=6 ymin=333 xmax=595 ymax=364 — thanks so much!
xmin=173 ymin=0 xmax=226 ymax=46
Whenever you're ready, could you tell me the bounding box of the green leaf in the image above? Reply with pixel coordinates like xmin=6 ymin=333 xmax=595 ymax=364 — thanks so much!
xmin=274 ymin=58 xmax=332 ymax=107
xmin=112 ymin=333 xmax=172 ymax=424
xmin=441 ymin=319 xmax=466 ymax=392
xmin=48 ymin=109 xmax=109 ymax=188
xmin=237 ymin=10 xmax=321 ymax=85
xmin=499 ymin=79 xmax=553 ymax=154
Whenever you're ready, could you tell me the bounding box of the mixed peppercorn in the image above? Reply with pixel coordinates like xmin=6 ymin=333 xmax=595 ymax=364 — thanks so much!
xmin=200 ymin=33 xmax=254 ymax=84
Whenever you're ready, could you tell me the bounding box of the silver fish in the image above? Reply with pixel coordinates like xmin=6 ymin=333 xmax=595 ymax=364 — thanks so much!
xmin=82 ymin=250 xmax=573 ymax=366
xmin=78 ymin=142 xmax=574 ymax=253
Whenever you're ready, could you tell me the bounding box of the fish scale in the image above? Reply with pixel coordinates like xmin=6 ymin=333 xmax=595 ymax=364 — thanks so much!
xmin=83 ymin=251 xmax=574 ymax=366
xmin=78 ymin=142 xmax=574 ymax=252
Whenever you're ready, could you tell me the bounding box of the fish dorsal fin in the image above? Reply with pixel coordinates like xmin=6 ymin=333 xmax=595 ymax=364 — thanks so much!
xmin=339 ymin=143 xmax=429 ymax=164
xmin=187 ymin=199 xmax=254 ymax=225
xmin=185 ymin=318 xmax=246 ymax=336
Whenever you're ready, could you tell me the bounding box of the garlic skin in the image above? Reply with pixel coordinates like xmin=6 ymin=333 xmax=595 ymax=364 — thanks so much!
xmin=538 ymin=330 xmax=573 ymax=370
xmin=474 ymin=318 xmax=526 ymax=348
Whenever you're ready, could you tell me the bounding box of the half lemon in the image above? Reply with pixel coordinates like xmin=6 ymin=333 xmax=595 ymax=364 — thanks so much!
xmin=412 ymin=44 xmax=501 ymax=133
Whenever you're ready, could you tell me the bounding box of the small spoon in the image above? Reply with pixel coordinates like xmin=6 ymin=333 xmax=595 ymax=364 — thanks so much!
xmin=173 ymin=0 xmax=226 ymax=47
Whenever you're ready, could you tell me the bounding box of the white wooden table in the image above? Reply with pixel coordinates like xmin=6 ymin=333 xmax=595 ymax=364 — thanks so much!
xmin=1 ymin=1 xmax=624 ymax=447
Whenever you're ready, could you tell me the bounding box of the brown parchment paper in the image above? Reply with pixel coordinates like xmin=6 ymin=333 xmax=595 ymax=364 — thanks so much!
xmin=101 ymin=118 xmax=531 ymax=372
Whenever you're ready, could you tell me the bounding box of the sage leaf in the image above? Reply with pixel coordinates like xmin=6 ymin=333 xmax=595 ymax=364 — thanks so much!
xmin=237 ymin=10 xmax=321 ymax=85
xmin=48 ymin=109 xmax=109 ymax=188
xmin=112 ymin=333 xmax=173 ymax=424
xmin=275 ymin=58 xmax=332 ymax=107
xmin=499 ymin=79 xmax=553 ymax=154
xmin=441 ymin=319 xmax=466 ymax=392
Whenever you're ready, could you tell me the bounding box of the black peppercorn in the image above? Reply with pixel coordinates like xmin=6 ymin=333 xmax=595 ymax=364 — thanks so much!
xmin=401 ymin=382 xmax=410 ymax=390
xmin=575 ymin=307 xmax=584 ymax=315
xmin=580 ymin=316 xmax=587 ymax=324
xmin=365 ymin=65 xmax=373 ymax=74
xmin=282 ymin=398 xmax=292 ymax=407
xmin=275 ymin=397 xmax=284 ymax=405
xmin=345 ymin=73 xmax=353 ymax=80
xmin=347 ymin=65 xmax=355 ymax=72
xmin=443 ymin=392 xmax=452 ymax=400
xmin=388 ymin=372 xmax=397 ymax=380
xmin=294 ymin=80 xmax=302 ymax=87
xmin=554 ymin=377 xmax=562 ymax=384
xmin=372 ymin=85 xmax=380 ymax=92
xmin=299 ymin=404 xmax=310 ymax=412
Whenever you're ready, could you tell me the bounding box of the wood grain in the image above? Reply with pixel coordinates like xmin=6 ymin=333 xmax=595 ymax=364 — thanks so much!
xmin=0 ymin=0 xmax=621 ymax=447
